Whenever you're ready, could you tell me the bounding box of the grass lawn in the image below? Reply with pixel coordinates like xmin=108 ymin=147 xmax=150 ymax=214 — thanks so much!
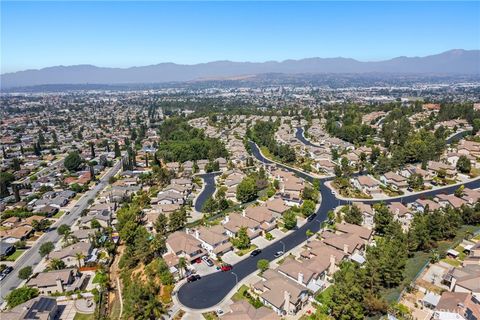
xmin=441 ymin=258 xmax=462 ymax=267
xmin=53 ymin=210 xmax=65 ymax=219
xmin=202 ymin=311 xmax=219 ymax=320
xmin=231 ymin=284 xmax=249 ymax=302
xmin=236 ymin=245 xmax=257 ymax=256
xmin=2 ymin=249 xmax=26 ymax=262
xmin=73 ymin=313 xmax=94 ymax=320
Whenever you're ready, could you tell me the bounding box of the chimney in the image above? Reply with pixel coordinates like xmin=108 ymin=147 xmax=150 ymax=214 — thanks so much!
xmin=195 ymin=229 xmax=200 ymax=239
xmin=224 ymin=215 xmax=229 ymax=223
xmin=329 ymin=255 xmax=336 ymax=275
xmin=343 ymin=244 xmax=349 ymax=254
xmin=297 ymin=272 xmax=304 ymax=284
xmin=56 ymin=277 xmax=64 ymax=293
xmin=283 ymin=290 xmax=291 ymax=314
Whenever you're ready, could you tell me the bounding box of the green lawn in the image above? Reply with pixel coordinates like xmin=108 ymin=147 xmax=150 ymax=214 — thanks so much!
xmin=231 ymin=284 xmax=249 ymax=302
xmin=53 ymin=210 xmax=65 ymax=219
xmin=236 ymin=245 xmax=257 ymax=256
xmin=73 ymin=313 xmax=94 ymax=320
xmin=441 ymin=257 xmax=462 ymax=267
xmin=2 ymin=249 xmax=25 ymax=262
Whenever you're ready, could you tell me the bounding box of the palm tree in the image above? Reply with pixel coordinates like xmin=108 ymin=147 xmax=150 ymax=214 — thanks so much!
xmin=75 ymin=252 xmax=86 ymax=269
xmin=49 ymin=258 xmax=66 ymax=270
xmin=178 ymin=257 xmax=187 ymax=279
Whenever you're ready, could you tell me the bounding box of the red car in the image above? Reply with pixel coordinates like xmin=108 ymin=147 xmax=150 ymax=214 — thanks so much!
xmin=221 ymin=264 xmax=233 ymax=272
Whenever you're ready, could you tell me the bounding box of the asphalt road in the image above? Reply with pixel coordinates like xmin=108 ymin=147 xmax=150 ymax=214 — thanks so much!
xmin=177 ymin=136 xmax=480 ymax=310
xmin=0 ymin=160 xmax=122 ymax=305
xmin=193 ymin=172 xmax=221 ymax=212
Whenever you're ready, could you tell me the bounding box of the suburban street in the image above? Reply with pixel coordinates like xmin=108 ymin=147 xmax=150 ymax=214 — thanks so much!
xmin=0 ymin=160 xmax=122 ymax=305
xmin=177 ymin=139 xmax=480 ymax=310
xmin=193 ymin=172 xmax=220 ymax=212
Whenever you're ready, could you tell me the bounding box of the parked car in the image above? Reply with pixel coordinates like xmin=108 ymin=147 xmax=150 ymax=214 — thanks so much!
xmin=202 ymin=256 xmax=214 ymax=267
xmin=250 ymin=249 xmax=262 ymax=257
xmin=274 ymin=251 xmax=284 ymax=258
xmin=0 ymin=273 xmax=6 ymax=281
xmin=221 ymin=264 xmax=233 ymax=272
xmin=187 ymin=274 xmax=201 ymax=283
xmin=307 ymin=213 xmax=317 ymax=221
xmin=3 ymin=266 xmax=13 ymax=275
xmin=216 ymin=309 xmax=224 ymax=316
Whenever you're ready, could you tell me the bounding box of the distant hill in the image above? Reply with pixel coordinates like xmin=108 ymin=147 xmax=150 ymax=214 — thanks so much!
xmin=1 ymin=49 xmax=479 ymax=88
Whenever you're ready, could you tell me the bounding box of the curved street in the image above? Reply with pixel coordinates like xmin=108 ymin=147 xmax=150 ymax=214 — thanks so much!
xmin=193 ymin=172 xmax=221 ymax=212
xmin=177 ymin=132 xmax=480 ymax=310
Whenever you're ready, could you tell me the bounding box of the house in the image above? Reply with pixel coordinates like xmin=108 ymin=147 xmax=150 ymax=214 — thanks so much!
xmin=222 ymin=300 xmax=280 ymax=320
xmin=428 ymin=161 xmax=457 ymax=178
xmin=265 ymin=198 xmax=290 ymax=216
xmin=351 ymin=203 xmax=374 ymax=228
xmin=463 ymin=241 xmax=480 ymax=266
xmin=192 ymin=225 xmax=232 ymax=257
xmin=165 ymin=162 xmax=180 ymax=172
xmin=165 ymin=231 xmax=205 ymax=263
xmin=1 ymin=296 xmax=59 ymax=320
xmin=351 ymin=175 xmax=381 ymax=195
xmin=436 ymin=194 xmax=468 ymax=209
xmin=388 ymin=202 xmax=413 ymax=229
xmin=154 ymin=190 xmax=185 ymax=205
xmin=461 ymin=188 xmax=480 ymax=205
xmin=433 ymin=292 xmax=480 ymax=320
xmin=0 ymin=226 xmax=33 ymax=243
xmin=244 ymin=206 xmax=276 ymax=233
xmin=443 ymin=265 xmax=480 ymax=295
xmin=399 ymin=164 xmax=433 ymax=182
xmin=27 ymin=268 xmax=86 ymax=294
xmin=277 ymin=256 xmax=330 ymax=292
xmin=49 ymin=242 xmax=92 ymax=267
xmin=411 ymin=199 xmax=442 ymax=212
xmin=380 ymin=172 xmax=408 ymax=190
xmin=253 ymin=270 xmax=309 ymax=316
xmin=223 ymin=213 xmax=262 ymax=240
xmin=79 ymin=209 xmax=111 ymax=228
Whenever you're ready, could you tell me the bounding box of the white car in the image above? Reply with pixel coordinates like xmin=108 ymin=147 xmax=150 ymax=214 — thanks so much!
xmin=216 ymin=309 xmax=224 ymax=316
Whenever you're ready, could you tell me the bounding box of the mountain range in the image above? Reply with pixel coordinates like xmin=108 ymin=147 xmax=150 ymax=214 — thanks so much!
xmin=1 ymin=49 xmax=479 ymax=88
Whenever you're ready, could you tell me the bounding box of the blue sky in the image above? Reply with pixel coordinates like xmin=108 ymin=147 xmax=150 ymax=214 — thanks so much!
xmin=1 ymin=1 xmax=479 ymax=73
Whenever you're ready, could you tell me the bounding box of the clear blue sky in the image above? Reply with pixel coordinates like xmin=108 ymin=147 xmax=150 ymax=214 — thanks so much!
xmin=1 ymin=1 xmax=479 ymax=73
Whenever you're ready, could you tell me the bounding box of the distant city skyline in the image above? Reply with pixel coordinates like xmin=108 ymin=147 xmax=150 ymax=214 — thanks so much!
xmin=1 ymin=1 xmax=479 ymax=74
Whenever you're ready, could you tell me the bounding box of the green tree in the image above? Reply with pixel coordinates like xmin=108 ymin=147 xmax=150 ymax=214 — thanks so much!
xmin=232 ymin=227 xmax=251 ymax=249
xmin=283 ymin=210 xmax=297 ymax=230
xmin=328 ymin=262 xmax=365 ymax=320
xmin=257 ymin=259 xmax=269 ymax=273
xmin=48 ymin=258 xmax=66 ymax=270
xmin=202 ymin=196 xmax=218 ymax=213
xmin=18 ymin=266 xmax=32 ymax=280
xmin=301 ymin=199 xmax=316 ymax=217
xmin=6 ymin=287 xmax=39 ymax=308
xmin=407 ymin=173 xmax=424 ymax=190
xmin=39 ymin=241 xmax=54 ymax=257
xmin=343 ymin=205 xmax=363 ymax=225
xmin=64 ymin=151 xmax=83 ymax=171
xmin=57 ymin=224 xmax=71 ymax=236
xmin=456 ymin=155 xmax=471 ymax=174
xmin=114 ymin=141 xmax=121 ymax=158
xmin=373 ymin=203 xmax=394 ymax=235
xmin=168 ymin=208 xmax=187 ymax=232
xmin=154 ymin=213 xmax=169 ymax=237
xmin=236 ymin=177 xmax=257 ymax=203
